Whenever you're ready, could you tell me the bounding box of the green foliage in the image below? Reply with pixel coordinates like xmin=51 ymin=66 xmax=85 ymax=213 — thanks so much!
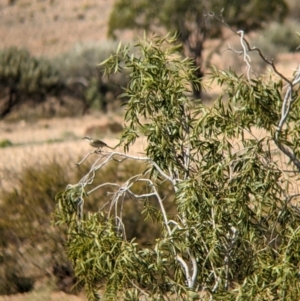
xmin=84 ymin=77 xmax=106 ymax=110
xmin=108 ymin=0 xmax=288 ymax=38
xmin=74 ymin=159 xmax=174 ymax=246
xmin=0 ymin=47 xmax=61 ymax=95
xmin=108 ymin=0 xmax=288 ymax=99
xmin=0 ymin=139 xmax=13 ymax=148
xmin=0 ymin=42 xmax=129 ymax=118
xmin=54 ymin=41 xmax=118 ymax=79
xmin=55 ymin=34 xmax=300 ymax=300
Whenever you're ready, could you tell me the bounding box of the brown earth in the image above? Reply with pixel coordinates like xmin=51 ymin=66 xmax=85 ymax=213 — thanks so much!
xmin=0 ymin=0 xmax=114 ymax=57
xmin=0 ymin=291 xmax=86 ymax=301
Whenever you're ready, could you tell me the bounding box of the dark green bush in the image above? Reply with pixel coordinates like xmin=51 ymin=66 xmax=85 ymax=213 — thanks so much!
xmin=0 ymin=251 xmax=34 ymax=295
xmin=107 ymin=121 xmax=123 ymax=133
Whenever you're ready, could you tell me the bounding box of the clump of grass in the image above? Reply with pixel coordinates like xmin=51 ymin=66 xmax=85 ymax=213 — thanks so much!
xmin=84 ymin=124 xmax=110 ymax=138
xmin=0 ymin=252 xmax=34 ymax=295
xmin=84 ymin=121 xmax=123 ymax=138
xmin=81 ymin=2 xmax=95 ymax=11
xmin=0 ymin=158 xmax=72 ymax=295
xmin=0 ymin=139 xmax=13 ymax=148
xmin=76 ymin=13 xmax=85 ymax=20
xmin=61 ymin=130 xmax=77 ymax=140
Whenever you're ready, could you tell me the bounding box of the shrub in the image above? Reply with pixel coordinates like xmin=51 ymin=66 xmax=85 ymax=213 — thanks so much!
xmin=0 ymin=139 xmax=13 ymax=148
xmin=0 ymin=251 xmax=34 ymax=295
xmin=0 ymin=159 xmax=71 ymax=294
xmin=0 ymin=47 xmax=63 ymax=117
xmin=0 ymin=42 xmax=129 ymax=118
xmin=53 ymin=41 xmax=129 ymax=113
xmin=256 ymin=20 xmax=300 ymax=53
xmin=286 ymin=0 xmax=300 ymax=21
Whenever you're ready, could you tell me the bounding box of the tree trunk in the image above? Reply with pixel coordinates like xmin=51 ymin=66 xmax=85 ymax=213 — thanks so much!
xmin=0 ymin=88 xmax=20 ymax=118
xmin=191 ymin=62 xmax=203 ymax=100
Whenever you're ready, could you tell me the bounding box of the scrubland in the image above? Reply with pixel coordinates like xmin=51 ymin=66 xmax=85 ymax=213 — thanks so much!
xmin=1 ymin=0 xmax=300 ymax=299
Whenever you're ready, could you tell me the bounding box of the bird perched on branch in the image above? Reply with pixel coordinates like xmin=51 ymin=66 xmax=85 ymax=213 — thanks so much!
xmin=83 ymin=136 xmax=114 ymax=151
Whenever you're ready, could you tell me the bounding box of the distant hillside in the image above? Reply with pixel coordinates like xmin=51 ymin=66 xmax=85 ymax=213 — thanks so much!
xmin=0 ymin=0 xmax=113 ymax=56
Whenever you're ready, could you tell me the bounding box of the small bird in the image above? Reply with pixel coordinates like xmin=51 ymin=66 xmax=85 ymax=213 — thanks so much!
xmin=83 ymin=136 xmax=113 ymax=151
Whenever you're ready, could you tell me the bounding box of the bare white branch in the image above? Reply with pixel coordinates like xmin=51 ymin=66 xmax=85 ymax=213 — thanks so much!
xmin=237 ymin=30 xmax=252 ymax=80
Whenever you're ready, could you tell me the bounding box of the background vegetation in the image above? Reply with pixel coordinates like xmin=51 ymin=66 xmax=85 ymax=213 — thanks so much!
xmin=108 ymin=0 xmax=289 ymax=97
xmin=0 ymin=42 xmax=128 ymax=119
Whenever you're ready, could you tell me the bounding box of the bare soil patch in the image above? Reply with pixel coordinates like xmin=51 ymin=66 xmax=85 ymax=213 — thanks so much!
xmin=0 ymin=291 xmax=86 ymax=301
xmin=0 ymin=0 xmax=114 ymax=57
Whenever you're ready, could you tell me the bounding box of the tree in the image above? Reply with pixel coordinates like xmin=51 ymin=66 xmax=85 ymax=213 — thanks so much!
xmin=55 ymin=34 xmax=300 ymax=300
xmin=107 ymin=0 xmax=288 ymax=98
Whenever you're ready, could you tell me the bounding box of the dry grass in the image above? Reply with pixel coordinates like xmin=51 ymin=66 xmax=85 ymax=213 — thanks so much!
xmin=0 ymin=114 xmax=148 ymax=300
xmin=0 ymin=112 xmax=147 ymax=190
